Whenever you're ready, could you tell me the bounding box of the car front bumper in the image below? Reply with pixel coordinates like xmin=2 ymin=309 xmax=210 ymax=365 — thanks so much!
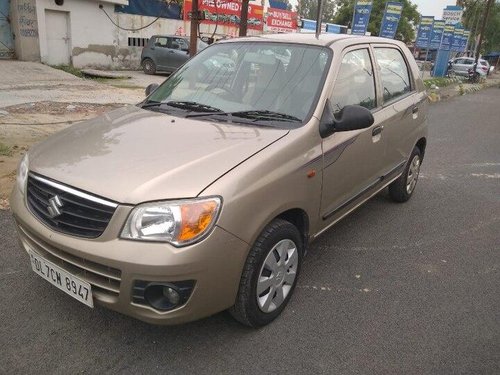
xmin=10 ymin=187 xmax=250 ymax=325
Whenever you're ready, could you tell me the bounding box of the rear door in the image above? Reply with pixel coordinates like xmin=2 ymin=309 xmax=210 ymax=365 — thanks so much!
xmin=454 ymin=58 xmax=470 ymax=75
xmin=371 ymin=45 xmax=420 ymax=176
xmin=320 ymin=46 xmax=383 ymax=221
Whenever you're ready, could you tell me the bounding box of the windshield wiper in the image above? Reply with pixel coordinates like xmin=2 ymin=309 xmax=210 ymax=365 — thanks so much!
xmin=141 ymin=101 xmax=163 ymax=108
xmin=164 ymin=101 xmax=223 ymax=113
xmin=231 ymin=110 xmax=302 ymax=122
xmin=186 ymin=110 xmax=301 ymax=123
xmin=141 ymin=101 xmax=223 ymax=113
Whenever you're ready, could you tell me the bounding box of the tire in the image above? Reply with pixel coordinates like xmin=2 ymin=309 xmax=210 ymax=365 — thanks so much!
xmin=389 ymin=147 xmax=422 ymax=203
xmin=142 ymin=58 xmax=156 ymax=75
xmin=229 ymin=219 xmax=303 ymax=327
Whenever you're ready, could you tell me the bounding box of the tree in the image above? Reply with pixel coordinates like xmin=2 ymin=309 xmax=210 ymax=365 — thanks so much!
xmin=332 ymin=0 xmax=420 ymax=43
xmin=296 ymin=0 xmax=337 ymax=23
xmin=462 ymin=0 xmax=500 ymax=54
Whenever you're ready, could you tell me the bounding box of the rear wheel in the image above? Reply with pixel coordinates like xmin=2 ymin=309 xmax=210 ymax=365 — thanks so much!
xmin=229 ymin=219 xmax=303 ymax=327
xmin=389 ymin=147 xmax=422 ymax=203
xmin=142 ymin=58 xmax=156 ymax=75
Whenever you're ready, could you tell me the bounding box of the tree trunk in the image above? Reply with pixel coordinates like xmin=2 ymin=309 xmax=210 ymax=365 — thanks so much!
xmin=239 ymin=0 xmax=249 ymax=37
xmin=190 ymin=0 xmax=199 ymax=57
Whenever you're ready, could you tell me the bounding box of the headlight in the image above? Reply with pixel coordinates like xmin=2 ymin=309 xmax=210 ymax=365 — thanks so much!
xmin=121 ymin=197 xmax=222 ymax=246
xmin=17 ymin=153 xmax=29 ymax=195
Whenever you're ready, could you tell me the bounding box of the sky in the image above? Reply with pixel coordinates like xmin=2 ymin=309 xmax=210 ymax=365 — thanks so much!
xmin=411 ymin=0 xmax=459 ymax=18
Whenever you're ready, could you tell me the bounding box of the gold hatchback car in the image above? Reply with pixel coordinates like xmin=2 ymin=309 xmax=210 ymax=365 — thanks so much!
xmin=11 ymin=34 xmax=428 ymax=327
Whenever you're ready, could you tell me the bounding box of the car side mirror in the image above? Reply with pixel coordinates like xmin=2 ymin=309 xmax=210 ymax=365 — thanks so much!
xmin=181 ymin=47 xmax=189 ymax=53
xmin=145 ymin=83 xmax=159 ymax=96
xmin=320 ymin=102 xmax=374 ymax=138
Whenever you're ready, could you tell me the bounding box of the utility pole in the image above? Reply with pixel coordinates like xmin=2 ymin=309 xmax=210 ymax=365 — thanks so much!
xmin=474 ymin=0 xmax=494 ymax=67
xmin=190 ymin=0 xmax=199 ymax=57
xmin=240 ymin=0 xmax=249 ymax=36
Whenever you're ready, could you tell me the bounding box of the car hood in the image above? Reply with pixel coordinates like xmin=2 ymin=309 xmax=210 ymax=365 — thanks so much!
xmin=29 ymin=106 xmax=289 ymax=204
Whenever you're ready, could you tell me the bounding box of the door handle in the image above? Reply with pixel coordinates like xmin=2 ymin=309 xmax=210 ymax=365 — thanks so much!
xmin=372 ymin=125 xmax=384 ymax=137
xmin=412 ymin=106 xmax=419 ymax=114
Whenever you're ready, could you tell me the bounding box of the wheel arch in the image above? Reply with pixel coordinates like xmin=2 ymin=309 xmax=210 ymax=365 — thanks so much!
xmin=415 ymin=137 xmax=427 ymax=161
xmin=275 ymin=208 xmax=310 ymax=254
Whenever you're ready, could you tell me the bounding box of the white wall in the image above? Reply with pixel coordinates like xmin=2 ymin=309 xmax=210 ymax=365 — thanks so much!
xmin=35 ymin=0 xmax=263 ymax=69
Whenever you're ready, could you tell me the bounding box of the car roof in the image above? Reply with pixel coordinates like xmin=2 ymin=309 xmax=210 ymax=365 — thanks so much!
xmin=218 ymin=33 xmax=406 ymax=48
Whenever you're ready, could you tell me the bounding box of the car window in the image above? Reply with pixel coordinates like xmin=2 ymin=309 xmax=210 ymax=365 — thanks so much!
xmin=174 ymin=38 xmax=189 ymax=50
xmin=154 ymin=37 xmax=168 ymax=48
xmin=147 ymin=42 xmax=332 ymax=127
xmin=454 ymin=58 xmax=464 ymax=64
xmin=374 ymin=48 xmax=411 ymax=103
xmin=331 ymin=49 xmax=376 ymax=113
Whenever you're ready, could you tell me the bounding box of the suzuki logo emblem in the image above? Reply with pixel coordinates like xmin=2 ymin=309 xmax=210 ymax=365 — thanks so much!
xmin=47 ymin=195 xmax=63 ymax=218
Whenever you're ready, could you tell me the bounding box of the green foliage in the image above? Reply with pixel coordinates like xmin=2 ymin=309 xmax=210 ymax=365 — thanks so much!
xmin=462 ymin=1 xmax=500 ymax=54
xmin=332 ymin=0 xmax=420 ymax=43
xmin=0 ymin=143 xmax=13 ymax=157
xmin=296 ymin=0 xmax=337 ymax=23
xmin=51 ymin=65 xmax=84 ymax=78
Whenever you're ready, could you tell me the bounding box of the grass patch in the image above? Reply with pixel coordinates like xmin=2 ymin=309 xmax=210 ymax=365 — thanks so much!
xmin=0 ymin=142 xmax=13 ymax=157
xmin=424 ymin=77 xmax=465 ymax=89
xmin=51 ymin=64 xmax=85 ymax=78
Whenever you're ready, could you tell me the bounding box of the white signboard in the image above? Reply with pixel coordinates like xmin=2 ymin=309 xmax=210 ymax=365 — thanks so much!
xmin=442 ymin=7 xmax=463 ymax=25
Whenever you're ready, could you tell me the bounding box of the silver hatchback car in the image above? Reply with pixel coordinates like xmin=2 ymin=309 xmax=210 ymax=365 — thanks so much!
xmin=11 ymin=34 xmax=428 ymax=327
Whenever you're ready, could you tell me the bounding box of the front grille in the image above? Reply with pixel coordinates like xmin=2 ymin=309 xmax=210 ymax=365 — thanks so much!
xmin=26 ymin=174 xmax=117 ymax=238
xmin=18 ymin=224 xmax=121 ymax=298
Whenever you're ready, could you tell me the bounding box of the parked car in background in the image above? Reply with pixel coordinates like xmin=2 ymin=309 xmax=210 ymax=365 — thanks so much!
xmin=448 ymin=57 xmax=490 ymax=78
xmin=11 ymin=34 xmax=428 ymax=328
xmin=141 ymin=35 xmax=208 ymax=74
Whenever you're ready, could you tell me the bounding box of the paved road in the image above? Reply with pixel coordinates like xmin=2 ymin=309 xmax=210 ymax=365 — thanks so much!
xmin=1 ymin=89 xmax=499 ymax=374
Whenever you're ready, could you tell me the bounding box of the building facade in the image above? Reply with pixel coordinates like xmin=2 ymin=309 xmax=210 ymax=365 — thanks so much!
xmin=5 ymin=0 xmax=265 ymax=69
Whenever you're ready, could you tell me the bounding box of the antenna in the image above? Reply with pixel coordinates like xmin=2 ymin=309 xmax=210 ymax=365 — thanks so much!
xmin=315 ymin=0 xmax=324 ymax=39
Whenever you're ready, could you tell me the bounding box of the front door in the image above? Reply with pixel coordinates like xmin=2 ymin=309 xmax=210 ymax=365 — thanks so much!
xmin=45 ymin=10 xmax=70 ymax=65
xmin=320 ymin=46 xmax=384 ymax=223
xmin=168 ymin=37 xmax=190 ymax=70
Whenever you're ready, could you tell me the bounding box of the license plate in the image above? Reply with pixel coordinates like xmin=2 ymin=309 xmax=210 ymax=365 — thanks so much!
xmin=27 ymin=248 xmax=94 ymax=308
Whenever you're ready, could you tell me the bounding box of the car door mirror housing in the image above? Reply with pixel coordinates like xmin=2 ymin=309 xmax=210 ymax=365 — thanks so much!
xmin=145 ymin=83 xmax=159 ymax=96
xmin=320 ymin=103 xmax=375 ymax=138
xmin=333 ymin=105 xmax=374 ymax=132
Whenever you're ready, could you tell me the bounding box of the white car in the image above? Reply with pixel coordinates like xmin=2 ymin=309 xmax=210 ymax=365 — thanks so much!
xmin=449 ymin=57 xmax=490 ymax=78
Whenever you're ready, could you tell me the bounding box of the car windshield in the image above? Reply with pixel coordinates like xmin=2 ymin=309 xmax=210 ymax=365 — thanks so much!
xmin=145 ymin=42 xmax=331 ymax=127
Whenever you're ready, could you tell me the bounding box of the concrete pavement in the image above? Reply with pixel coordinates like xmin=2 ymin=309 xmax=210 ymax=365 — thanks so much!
xmin=0 ymin=88 xmax=499 ymax=374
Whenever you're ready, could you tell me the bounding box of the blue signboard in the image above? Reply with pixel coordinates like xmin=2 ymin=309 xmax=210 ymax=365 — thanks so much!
xmin=116 ymin=0 xmax=182 ymax=20
xmin=379 ymin=2 xmax=403 ymax=39
xmin=451 ymin=26 xmax=464 ymax=52
xmin=351 ymin=0 xmax=373 ymax=35
xmin=301 ymin=19 xmax=317 ymax=31
xmin=326 ymin=23 xmax=343 ymax=34
xmin=440 ymin=24 xmax=455 ymax=51
xmin=415 ymin=16 xmax=434 ymax=48
xmin=429 ymin=20 xmax=445 ymax=50
xmin=269 ymin=0 xmax=288 ymax=10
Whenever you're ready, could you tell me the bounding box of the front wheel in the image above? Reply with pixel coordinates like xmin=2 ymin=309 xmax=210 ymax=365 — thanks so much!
xmin=229 ymin=219 xmax=303 ymax=327
xmin=389 ymin=147 xmax=422 ymax=203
